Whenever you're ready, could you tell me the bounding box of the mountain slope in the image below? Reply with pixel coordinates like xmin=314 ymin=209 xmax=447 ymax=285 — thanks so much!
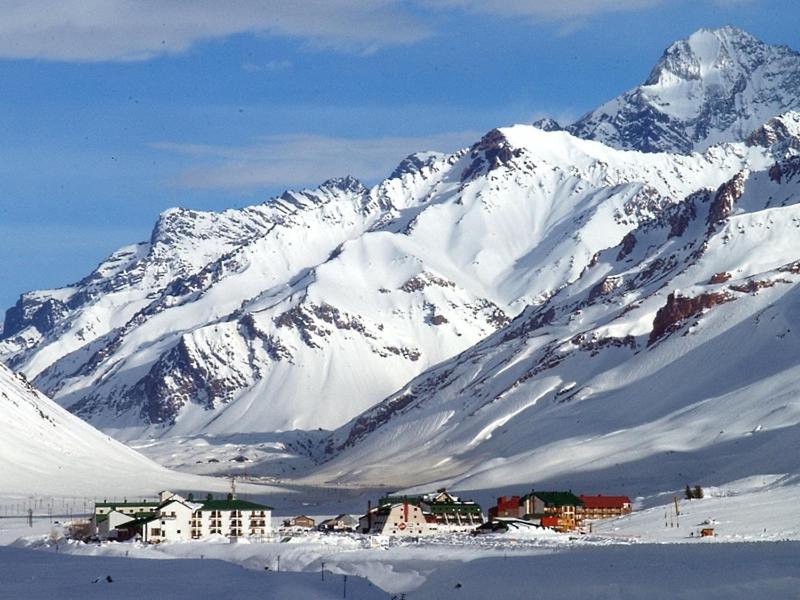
xmin=1 ymin=127 xmax=765 ymax=439
xmin=311 ymin=118 xmax=800 ymax=492
xmin=569 ymin=27 xmax=800 ymax=153
xmin=0 ymin=363 xmax=250 ymax=496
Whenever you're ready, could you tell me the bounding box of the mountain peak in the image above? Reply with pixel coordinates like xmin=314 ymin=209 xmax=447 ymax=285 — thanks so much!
xmin=319 ymin=175 xmax=366 ymax=194
xmin=389 ymin=151 xmax=446 ymax=180
xmin=645 ymin=26 xmax=766 ymax=86
xmin=570 ymin=27 xmax=800 ymax=154
xmin=532 ymin=117 xmax=563 ymax=132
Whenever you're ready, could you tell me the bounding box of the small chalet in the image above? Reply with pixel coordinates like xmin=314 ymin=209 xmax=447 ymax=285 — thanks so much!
xmin=520 ymin=491 xmax=584 ymax=531
xmin=360 ymin=501 xmax=430 ymax=536
xmin=379 ymin=489 xmax=484 ymax=532
xmin=317 ymin=514 xmax=358 ymax=532
xmin=579 ymin=495 xmax=633 ymax=520
xmin=283 ymin=515 xmax=315 ymax=529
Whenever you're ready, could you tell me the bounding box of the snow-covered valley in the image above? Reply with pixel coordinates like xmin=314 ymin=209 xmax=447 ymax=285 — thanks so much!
xmin=5 ymin=473 xmax=800 ymax=599
xmin=2 ymin=27 xmax=800 ymax=573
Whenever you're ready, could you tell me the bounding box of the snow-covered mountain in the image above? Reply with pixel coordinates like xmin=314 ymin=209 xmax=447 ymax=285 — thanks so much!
xmin=568 ymin=26 xmax=800 ymax=153
xmin=3 ymin=27 xmax=800 ymax=495
xmin=1 ymin=124 xmax=768 ymax=440
xmin=0 ymin=362 xmax=244 ymax=496
xmin=311 ymin=113 xmax=800 ymax=491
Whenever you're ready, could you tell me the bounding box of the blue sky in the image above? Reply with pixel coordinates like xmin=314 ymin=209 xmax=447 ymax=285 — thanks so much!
xmin=1 ymin=0 xmax=799 ymax=310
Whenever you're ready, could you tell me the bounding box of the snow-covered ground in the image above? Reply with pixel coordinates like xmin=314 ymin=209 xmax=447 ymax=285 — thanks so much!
xmin=9 ymin=526 xmax=800 ymax=598
xmin=4 ymin=473 xmax=800 ymax=598
xmin=593 ymin=474 xmax=800 ymax=542
xmin=0 ymin=546 xmax=383 ymax=599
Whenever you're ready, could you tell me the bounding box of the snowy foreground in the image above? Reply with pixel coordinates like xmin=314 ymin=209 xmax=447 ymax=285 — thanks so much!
xmin=5 ymin=536 xmax=799 ymax=599
xmin=5 ymin=476 xmax=800 ymax=599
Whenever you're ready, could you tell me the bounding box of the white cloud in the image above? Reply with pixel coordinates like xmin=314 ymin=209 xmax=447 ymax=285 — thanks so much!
xmin=241 ymin=59 xmax=293 ymax=73
xmin=0 ymin=0 xmax=431 ymax=61
xmin=424 ymin=0 xmax=695 ymax=21
xmin=152 ymin=131 xmax=481 ymax=191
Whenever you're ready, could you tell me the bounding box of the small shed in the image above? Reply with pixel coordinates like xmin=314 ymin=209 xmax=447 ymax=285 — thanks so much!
xmin=284 ymin=515 xmax=316 ymax=529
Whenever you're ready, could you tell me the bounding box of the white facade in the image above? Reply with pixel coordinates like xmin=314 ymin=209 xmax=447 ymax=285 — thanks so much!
xmin=360 ymin=503 xmax=431 ymax=536
xmin=147 ymin=498 xmax=200 ymax=543
xmin=97 ymin=510 xmax=135 ymax=539
xmin=145 ymin=493 xmax=271 ymax=543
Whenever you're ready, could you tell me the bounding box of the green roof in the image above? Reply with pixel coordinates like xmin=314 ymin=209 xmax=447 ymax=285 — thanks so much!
xmin=523 ymin=491 xmax=583 ymax=507
xmin=380 ymin=495 xmax=423 ymax=505
xmin=200 ymin=498 xmax=273 ymax=511
xmin=427 ymin=504 xmax=482 ymax=514
xmin=378 ymin=494 xmax=482 ymax=514
xmin=95 ymin=514 xmax=108 ymax=524
xmin=114 ymin=514 xmax=158 ymax=530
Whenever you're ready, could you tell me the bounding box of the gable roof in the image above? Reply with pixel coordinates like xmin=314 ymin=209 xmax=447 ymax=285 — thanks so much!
xmin=579 ymin=495 xmax=632 ymax=509
xmin=114 ymin=514 xmax=159 ymax=530
xmin=200 ymin=498 xmax=273 ymax=511
xmin=524 ymin=491 xmax=583 ymax=507
xmin=95 ymin=500 xmax=160 ymax=509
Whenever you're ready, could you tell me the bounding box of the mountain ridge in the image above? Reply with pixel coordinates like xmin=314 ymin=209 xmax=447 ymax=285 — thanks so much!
xmin=2 ymin=28 xmax=800 ymax=494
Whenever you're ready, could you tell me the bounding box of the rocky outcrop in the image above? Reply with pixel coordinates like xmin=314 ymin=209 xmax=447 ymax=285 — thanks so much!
xmin=707 ymin=171 xmax=748 ymax=227
xmin=648 ymin=291 xmax=731 ymax=345
xmin=461 ymin=129 xmax=524 ymax=181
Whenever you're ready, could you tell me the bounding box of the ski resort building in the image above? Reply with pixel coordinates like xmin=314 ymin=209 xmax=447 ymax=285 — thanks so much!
xmin=317 ymin=514 xmax=359 ymax=532
xmin=488 ymin=496 xmax=522 ymax=521
xmin=94 ymin=491 xmax=272 ymax=542
xmin=378 ymin=489 xmax=484 ymax=532
xmin=359 ymin=501 xmax=431 ymax=536
xmin=579 ymin=495 xmax=633 ymax=520
xmin=283 ymin=515 xmax=315 ymax=529
xmin=520 ymin=491 xmax=584 ymax=531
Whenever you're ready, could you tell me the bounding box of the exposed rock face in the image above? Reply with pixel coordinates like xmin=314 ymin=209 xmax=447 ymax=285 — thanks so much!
xmin=461 ymin=128 xmax=524 ymax=181
xmin=709 ymin=272 xmax=732 ymax=284
xmin=746 ymin=112 xmax=800 ymax=150
xmin=648 ymin=292 xmax=731 ymax=345
xmin=616 ymin=232 xmax=637 ymax=260
xmin=532 ymin=117 xmax=563 ymax=132
xmin=707 ymin=171 xmax=748 ymax=227
xmin=3 ymin=297 xmax=69 ymax=339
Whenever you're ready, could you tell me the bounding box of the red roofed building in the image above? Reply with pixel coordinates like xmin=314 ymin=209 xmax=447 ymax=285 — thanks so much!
xmin=579 ymin=495 xmax=633 ymax=520
xmin=488 ymin=496 xmax=521 ymax=521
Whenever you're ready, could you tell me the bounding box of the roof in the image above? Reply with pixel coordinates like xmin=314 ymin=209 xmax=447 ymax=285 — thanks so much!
xmin=579 ymin=495 xmax=632 ymax=509
xmin=523 ymin=491 xmax=583 ymax=507
xmin=320 ymin=514 xmax=358 ymax=525
xmin=427 ymin=503 xmax=482 ymax=514
xmin=200 ymin=498 xmax=273 ymax=511
xmin=114 ymin=514 xmax=158 ymax=530
xmin=379 ymin=495 xmax=423 ymax=506
xmin=380 ymin=491 xmax=480 ymax=511
xmin=95 ymin=501 xmax=160 ymax=508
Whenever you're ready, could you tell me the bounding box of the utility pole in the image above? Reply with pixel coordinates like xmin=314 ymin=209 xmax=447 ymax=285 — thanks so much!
xmin=343 ymin=574 xmax=348 ymax=598
xmin=321 ymin=560 xmax=325 ymax=581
